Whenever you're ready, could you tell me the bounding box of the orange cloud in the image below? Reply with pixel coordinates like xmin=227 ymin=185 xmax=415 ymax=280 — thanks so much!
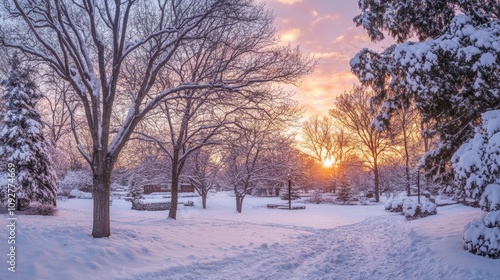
xmin=264 ymin=0 xmax=395 ymax=117
xmin=280 ymin=28 xmax=301 ymax=42
xmin=291 ymin=70 xmax=360 ymax=117
xmin=310 ymin=51 xmax=349 ymax=61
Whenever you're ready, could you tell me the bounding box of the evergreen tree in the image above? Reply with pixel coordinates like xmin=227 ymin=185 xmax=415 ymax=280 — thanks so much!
xmin=335 ymin=170 xmax=353 ymax=204
xmin=351 ymin=1 xmax=500 ymax=187
xmin=0 ymin=55 xmax=57 ymax=207
xmin=454 ymin=110 xmax=500 ymax=258
xmin=128 ymin=179 xmax=143 ymax=201
xmin=351 ymin=1 xmax=500 ymax=259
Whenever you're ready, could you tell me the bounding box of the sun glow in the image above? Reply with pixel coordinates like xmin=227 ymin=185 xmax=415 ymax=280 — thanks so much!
xmin=323 ymin=157 xmax=336 ymax=167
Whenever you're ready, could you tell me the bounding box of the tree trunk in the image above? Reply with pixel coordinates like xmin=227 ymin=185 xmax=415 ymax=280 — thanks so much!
xmin=373 ymin=160 xmax=380 ymax=203
xmin=421 ymin=121 xmax=430 ymax=190
xmin=202 ymin=193 xmax=207 ymax=209
xmin=403 ymin=115 xmax=411 ymax=197
xmin=168 ymin=173 xmax=179 ymax=219
xmin=405 ymin=165 xmax=411 ymax=197
xmin=168 ymin=150 xmax=183 ymax=219
xmin=92 ymin=173 xmax=111 ymax=238
xmin=235 ymin=194 xmax=244 ymax=213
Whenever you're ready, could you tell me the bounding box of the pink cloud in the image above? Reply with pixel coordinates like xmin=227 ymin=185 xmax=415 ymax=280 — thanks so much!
xmin=264 ymin=0 xmax=394 ymax=116
xmin=275 ymin=0 xmax=303 ymax=5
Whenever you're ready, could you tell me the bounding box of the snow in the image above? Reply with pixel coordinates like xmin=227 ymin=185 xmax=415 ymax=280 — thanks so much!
xmin=1 ymin=192 xmax=499 ymax=280
xmin=69 ymin=189 xmax=93 ymax=199
xmin=411 ymin=205 xmax=499 ymax=271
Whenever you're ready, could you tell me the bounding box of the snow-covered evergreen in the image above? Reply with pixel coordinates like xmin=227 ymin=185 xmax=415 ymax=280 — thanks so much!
xmin=128 ymin=179 xmax=144 ymax=201
xmin=453 ymin=110 xmax=500 ymax=258
xmin=452 ymin=110 xmax=500 ymax=203
xmin=335 ymin=172 xmax=354 ymax=204
xmin=0 ymin=56 xmax=57 ymax=206
xmin=351 ymin=2 xmax=500 ymax=186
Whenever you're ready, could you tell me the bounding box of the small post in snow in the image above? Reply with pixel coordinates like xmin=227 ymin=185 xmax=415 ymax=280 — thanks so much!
xmin=417 ymin=170 xmax=421 ymax=204
xmin=288 ymin=174 xmax=292 ymax=210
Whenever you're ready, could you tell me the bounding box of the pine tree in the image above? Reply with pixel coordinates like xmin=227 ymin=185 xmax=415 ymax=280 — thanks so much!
xmin=0 ymin=55 xmax=57 ymax=207
xmin=128 ymin=179 xmax=143 ymax=201
xmin=454 ymin=110 xmax=500 ymax=258
xmin=335 ymin=171 xmax=352 ymax=204
xmin=351 ymin=1 xmax=500 ymax=187
xmin=351 ymin=1 xmax=500 ymax=259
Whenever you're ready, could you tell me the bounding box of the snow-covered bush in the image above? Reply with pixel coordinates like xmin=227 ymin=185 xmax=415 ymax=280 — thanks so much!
xmin=58 ymin=170 xmax=93 ymax=195
xmin=402 ymin=197 xmax=437 ymax=220
xmin=69 ymin=189 xmax=92 ymax=199
xmin=385 ymin=197 xmax=437 ymax=219
xmin=463 ymin=211 xmax=500 ymax=259
xmin=132 ymin=201 xmax=171 ymax=211
xmin=304 ymin=191 xmax=336 ymax=204
xmin=358 ymin=196 xmax=371 ymax=205
xmin=306 ymin=191 xmax=324 ymax=204
xmin=385 ymin=198 xmax=404 ymax=212
xmin=24 ymin=202 xmax=58 ymax=216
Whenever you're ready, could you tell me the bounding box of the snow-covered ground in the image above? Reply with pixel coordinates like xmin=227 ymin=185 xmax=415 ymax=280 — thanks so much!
xmin=1 ymin=192 xmax=498 ymax=280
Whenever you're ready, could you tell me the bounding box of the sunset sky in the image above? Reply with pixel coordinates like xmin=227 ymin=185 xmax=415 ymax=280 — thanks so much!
xmin=264 ymin=0 xmax=395 ymax=116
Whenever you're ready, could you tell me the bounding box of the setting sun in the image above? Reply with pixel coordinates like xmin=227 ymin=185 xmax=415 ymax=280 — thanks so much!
xmin=323 ymin=156 xmax=336 ymax=167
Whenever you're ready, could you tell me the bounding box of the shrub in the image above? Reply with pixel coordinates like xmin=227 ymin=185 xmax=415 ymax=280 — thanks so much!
xmin=306 ymin=191 xmax=324 ymax=204
xmin=132 ymin=200 xmax=171 ymax=211
xmin=58 ymin=170 xmax=93 ymax=195
xmin=69 ymin=189 xmax=92 ymax=199
xmin=24 ymin=203 xmax=58 ymax=216
xmin=358 ymin=196 xmax=371 ymax=205
xmin=280 ymin=192 xmax=301 ymax=200
xmin=463 ymin=211 xmax=500 ymax=258
xmin=304 ymin=191 xmax=336 ymax=204
xmin=385 ymin=197 xmax=437 ymax=219
xmin=385 ymin=198 xmax=404 ymax=212
xmin=402 ymin=197 xmax=437 ymax=220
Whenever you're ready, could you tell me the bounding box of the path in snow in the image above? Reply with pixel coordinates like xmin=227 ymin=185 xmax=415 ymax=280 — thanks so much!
xmin=122 ymin=215 xmax=498 ymax=280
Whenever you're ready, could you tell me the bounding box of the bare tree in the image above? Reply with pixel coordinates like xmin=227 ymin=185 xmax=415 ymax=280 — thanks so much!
xmin=132 ymin=90 xmax=234 ymax=218
xmin=184 ymin=148 xmax=221 ymax=209
xmin=301 ymin=115 xmax=335 ymax=163
xmin=0 ymin=0 xmax=312 ymax=237
xmin=222 ymin=127 xmax=274 ymax=213
xmin=300 ymin=114 xmax=355 ymax=192
xmin=392 ymin=106 xmax=423 ymax=196
xmin=222 ymin=104 xmax=298 ymax=213
xmin=330 ymin=87 xmax=395 ymax=202
xmin=38 ymin=71 xmax=72 ymax=146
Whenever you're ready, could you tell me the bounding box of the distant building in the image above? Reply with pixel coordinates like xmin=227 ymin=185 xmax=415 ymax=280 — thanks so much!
xmin=143 ymin=182 xmax=195 ymax=194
